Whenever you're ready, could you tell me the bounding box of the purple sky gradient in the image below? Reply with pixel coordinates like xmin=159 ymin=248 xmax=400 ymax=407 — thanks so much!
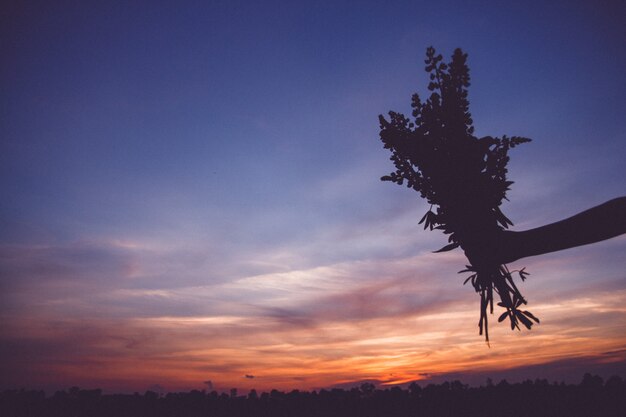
xmin=1 ymin=0 xmax=625 ymax=393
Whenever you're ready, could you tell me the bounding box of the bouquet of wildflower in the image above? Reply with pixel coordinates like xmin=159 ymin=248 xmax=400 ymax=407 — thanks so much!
xmin=379 ymin=47 xmax=538 ymax=342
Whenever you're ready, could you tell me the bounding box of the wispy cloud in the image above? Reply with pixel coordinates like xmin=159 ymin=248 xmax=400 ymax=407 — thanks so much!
xmin=2 ymin=234 xmax=624 ymax=392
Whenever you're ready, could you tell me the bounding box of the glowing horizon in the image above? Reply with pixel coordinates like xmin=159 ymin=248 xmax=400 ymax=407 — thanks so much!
xmin=2 ymin=240 xmax=625 ymax=393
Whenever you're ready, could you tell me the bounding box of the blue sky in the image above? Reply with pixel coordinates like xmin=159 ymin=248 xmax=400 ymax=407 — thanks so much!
xmin=1 ymin=0 xmax=625 ymax=392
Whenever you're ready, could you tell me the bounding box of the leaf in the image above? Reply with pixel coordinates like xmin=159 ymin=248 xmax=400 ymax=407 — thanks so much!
xmin=519 ymin=268 xmax=530 ymax=281
xmin=433 ymin=242 xmax=460 ymax=253
xmin=458 ymin=265 xmax=475 ymax=274
xmin=498 ymin=312 xmax=508 ymax=322
xmin=419 ymin=211 xmax=437 ymax=230
xmin=522 ymin=310 xmax=540 ymax=323
xmin=463 ymin=274 xmax=476 ymax=285
xmin=494 ymin=206 xmax=514 ymax=228
xmin=516 ymin=312 xmax=533 ymax=329
xmin=418 ymin=210 xmax=431 ymax=225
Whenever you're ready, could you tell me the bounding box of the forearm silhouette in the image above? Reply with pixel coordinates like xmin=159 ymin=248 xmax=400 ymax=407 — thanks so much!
xmin=497 ymin=197 xmax=626 ymax=264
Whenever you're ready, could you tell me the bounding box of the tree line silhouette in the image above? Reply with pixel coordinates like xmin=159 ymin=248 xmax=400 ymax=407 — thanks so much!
xmin=2 ymin=374 xmax=624 ymax=417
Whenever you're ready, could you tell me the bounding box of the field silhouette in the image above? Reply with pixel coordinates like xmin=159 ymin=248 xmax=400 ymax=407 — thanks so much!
xmin=2 ymin=373 xmax=624 ymax=417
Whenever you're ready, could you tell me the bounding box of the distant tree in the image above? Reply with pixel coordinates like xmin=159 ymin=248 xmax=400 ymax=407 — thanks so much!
xmin=378 ymin=47 xmax=626 ymax=341
xmin=248 ymin=389 xmax=258 ymax=400
xmin=360 ymin=382 xmax=376 ymax=396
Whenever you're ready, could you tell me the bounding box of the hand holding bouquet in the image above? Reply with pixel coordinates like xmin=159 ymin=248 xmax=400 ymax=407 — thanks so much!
xmin=379 ymin=47 xmax=537 ymax=342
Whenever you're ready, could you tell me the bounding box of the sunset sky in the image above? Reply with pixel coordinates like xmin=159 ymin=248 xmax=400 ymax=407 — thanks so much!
xmin=1 ymin=0 xmax=625 ymax=394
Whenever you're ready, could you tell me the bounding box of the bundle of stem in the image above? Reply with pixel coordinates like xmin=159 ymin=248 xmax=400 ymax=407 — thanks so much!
xmin=379 ymin=47 xmax=537 ymax=341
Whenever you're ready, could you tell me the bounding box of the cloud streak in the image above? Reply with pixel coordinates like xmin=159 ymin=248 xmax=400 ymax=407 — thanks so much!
xmin=2 ymin=236 xmax=624 ymax=392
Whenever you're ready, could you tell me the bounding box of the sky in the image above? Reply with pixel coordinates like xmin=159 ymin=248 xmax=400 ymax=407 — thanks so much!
xmin=1 ymin=0 xmax=625 ymax=394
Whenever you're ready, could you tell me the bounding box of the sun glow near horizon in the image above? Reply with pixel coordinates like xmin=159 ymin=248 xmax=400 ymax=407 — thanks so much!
xmin=3 ymin=243 xmax=625 ymax=393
